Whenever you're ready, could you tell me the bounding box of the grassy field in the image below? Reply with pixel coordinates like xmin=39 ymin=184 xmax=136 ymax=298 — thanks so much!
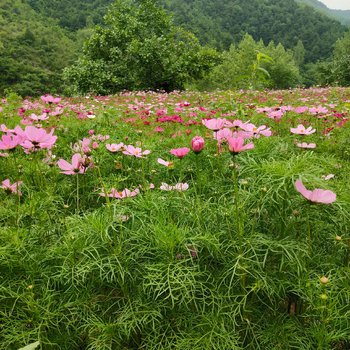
xmin=0 ymin=88 xmax=350 ymax=349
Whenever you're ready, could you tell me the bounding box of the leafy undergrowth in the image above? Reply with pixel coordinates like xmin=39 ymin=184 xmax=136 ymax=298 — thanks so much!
xmin=0 ymin=88 xmax=350 ymax=349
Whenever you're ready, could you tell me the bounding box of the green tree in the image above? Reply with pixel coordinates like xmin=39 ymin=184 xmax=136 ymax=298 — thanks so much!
xmin=331 ymin=30 xmax=350 ymax=86
xmin=293 ymin=40 xmax=306 ymax=66
xmin=195 ymin=34 xmax=300 ymax=91
xmin=64 ymin=0 xmax=218 ymax=94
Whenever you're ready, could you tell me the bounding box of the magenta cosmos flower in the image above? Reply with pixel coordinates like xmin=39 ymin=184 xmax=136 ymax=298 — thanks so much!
xmin=191 ymin=136 xmax=205 ymax=153
xmin=57 ymin=153 xmax=85 ymax=175
xmin=202 ymin=118 xmax=226 ymax=131
xmin=170 ymin=147 xmax=190 ymax=159
xmin=18 ymin=126 xmax=57 ymax=150
xmin=227 ymin=136 xmax=254 ymax=154
xmin=123 ymin=145 xmax=151 ymax=158
xmin=290 ymin=124 xmax=316 ymax=135
xmin=1 ymin=179 xmax=23 ymax=196
xmin=295 ymin=179 xmax=336 ymax=204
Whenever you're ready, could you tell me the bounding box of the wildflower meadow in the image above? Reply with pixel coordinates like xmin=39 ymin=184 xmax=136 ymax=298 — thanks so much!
xmin=0 ymin=87 xmax=350 ymax=349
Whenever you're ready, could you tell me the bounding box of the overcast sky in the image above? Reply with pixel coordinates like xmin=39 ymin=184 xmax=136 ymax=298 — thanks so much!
xmin=318 ymin=0 xmax=350 ymax=10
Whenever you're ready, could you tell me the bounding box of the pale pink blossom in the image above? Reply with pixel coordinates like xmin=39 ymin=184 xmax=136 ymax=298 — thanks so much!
xmin=308 ymin=106 xmax=328 ymax=115
xmin=202 ymin=118 xmax=226 ymax=131
xmin=154 ymin=126 xmax=165 ymax=133
xmin=19 ymin=126 xmax=57 ymax=150
xmin=57 ymin=153 xmax=85 ymax=175
xmin=293 ymin=106 xmax=308 ymax=114
xmin=41 ymin=95 xmax=61 ymax=104
xmin=296 ymin=142 xmax=316 ymax=149
xmin=29 ymin=113 xmax=49 ymax=121
xmin=170 ymin=147 xmax=190 ymax=159
xmin=222 ymin=119 xmax=242 ymax=128
xmin=241 ymin=123 xmax=272 ymax=137
xmin=100 ymin=187 xmax=140 ymax=199
xmin=106 ymin=143 xmax=124 ymax=153
xmin=290 ymin=124 xmax=316 ymax=135
xmin=215 ymin=128 xmax=233 ymax=141
xmin=295 ymin=179 xmax=336 ymax=204
xmin=322 ymin=174 xmax=335 ymax=181
xmin=160 ymin=182 xmax=189 ymax=191
xmin=1 ymin=179 xmax=23 ymax=196
xmin=0 ymin=134 xmax=22 ymax=150
xmin=0 ymin=124 xmax=15 ymax=133
xmin=123 ymin=145 xmax=151 ymax=158
xmin=227 ymin=137 xmax=254 ymax=154
xmin=267 ymin=109 xmax=284 ymax=120
xmin=157 ymin=158 xmax=174 ymax=167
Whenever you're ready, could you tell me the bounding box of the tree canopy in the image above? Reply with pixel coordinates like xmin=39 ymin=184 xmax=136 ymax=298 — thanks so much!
xmin=64 ymin=0 xmax=218 ymax=94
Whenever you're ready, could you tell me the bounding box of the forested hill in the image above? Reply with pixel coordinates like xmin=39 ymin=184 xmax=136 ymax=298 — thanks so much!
xmin=160 ymin=0 xmax=345 ymax=63
xmin=27 ymin=0 xmax=114 ymax=30
xmin=297 ymin=0 xmax=350 ymax=26
xmin=1 ymin=0 xmax=349 ymax=95
xmin=0 ymin=0 xmax=77 ymax=96
xmin=27 ymin=0 xmax=346 ymax=63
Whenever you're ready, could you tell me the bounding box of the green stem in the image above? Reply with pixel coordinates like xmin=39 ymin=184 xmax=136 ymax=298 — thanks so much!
xmin=76 ymin=174 xmax=80 ymax=213
xmin=96 ymin=163 xmax=110 ymax=208
xmin=232 ymin=157 xmax=246 ymax=294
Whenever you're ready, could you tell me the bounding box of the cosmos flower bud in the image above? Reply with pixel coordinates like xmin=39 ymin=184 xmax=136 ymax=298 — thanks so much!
xmin=191 ymin=136 xmax=205 ymax=153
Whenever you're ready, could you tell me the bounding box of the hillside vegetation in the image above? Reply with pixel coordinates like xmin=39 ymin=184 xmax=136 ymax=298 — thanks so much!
xmin=1 ymin=0 xmax=350 ymax=95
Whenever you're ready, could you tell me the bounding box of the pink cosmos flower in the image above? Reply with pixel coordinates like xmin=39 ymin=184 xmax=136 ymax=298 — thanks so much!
xmin=81 ymin=138 xmax=92 ymax=155
xmin=293 ymin=106 xmax=308 ymax=114
xmin=160 ymin=182 xmax=189 ymax=191
xmin=123 ymin=145 xmax=151 ymax=158
xmin=19 ymin=126 xmax=57 ymax=150
xmin=57 ymin=153 xmax=85 ymax=175
xmin=223 ymin=119 xmax=243 ymax=128
xmin=215 ymin=128 xmax=233 ymax=141
xmin=157 ymin=158 xmax=174 ymax=167
xmin=191 ymin=136 xmax=205 ymax=153
xmin=295 ymin=179 xmax=336 ymax=204
xmin=308 ymin=106 xmax=328 ymax=115
xmin=0 ymin=134 xmax=22 ymax=150
xmin=106 ymin=143 xmax=124 ymax=153
xmin=290 ymin=124 xmax=316 ymax=135
xmin=322 ymin=174 xmax=335 ymax=181
xmin=267 ymin=109 xmax=284 ymax=120
xmin=227 ymin=137 xmax=254 ymax=154
xmin=202 ymin=118 xmax=226 ymax=131
xmin=41 ymin=95 xmax=61 ymax=104
xmin=296 ymin=142 xmax=316 ymax=149
xmin=100 ymin=187 xmax=140 ymax=199
xmin=29 ymin=113 xmax=49 ymax=121
xmin=1 ymin=179 xmax=23 ymax=196
xmin=154 ymin=126 xmax=165 ymax=133
xmin=0 ymin=124 xmax=15 ymax=133
xmin=170 ymin=147 xmax=190 ymax=159
xmin=241 ymin=123 xmax=272 ymax=138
